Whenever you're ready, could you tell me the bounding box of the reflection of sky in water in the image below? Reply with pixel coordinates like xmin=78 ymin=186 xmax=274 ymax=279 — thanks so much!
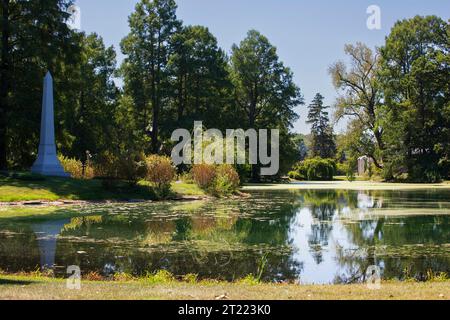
xmin=289 ymin=207 xmax=358 ymax=284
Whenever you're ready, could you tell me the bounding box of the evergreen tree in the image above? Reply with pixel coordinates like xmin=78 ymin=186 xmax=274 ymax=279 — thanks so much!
xmin=307 ymin=93 xmax=336 ymax=159
xmin=167 ymin=25 xmax=232 ymax=132
xmin=230 ymin=30 xmax=303 ymax=180
xmin=61 ymin=33 xmax=118 ymax=161
xmin=120 ymin=0 xmax=181 ymax=154
xmin=0 ymin=0 xmax=79 ymax=169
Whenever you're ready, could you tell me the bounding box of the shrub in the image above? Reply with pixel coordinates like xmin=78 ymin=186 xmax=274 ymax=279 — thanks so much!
xmin=145 ymin=270 xmax=175 ymax=284
xmin=117 ymin=152 xmax=148 ymax=186
xmin=336 ymin=163 xmax=347 ymax=176
xmin=58 ymin=155 xmax=94 ymax=179
xmin=192 ymin=164 xmax=216 ymax=189
xmin=237 ymin=274 xmax=260 ymax=285
xmin=289 ymin=158 xmax=336 ymax=181
xmin=113 ymin=272 xmax=136 ymax=282
xmin=93 ymin=151 xmax=116 ymax=178
xmin=84 ymin=272 xmax=104 ymax=281
xmin=182 ymin=273 xmax=198 ymax=284
xmin=306 ymin=158 xmax=336 ymax=181
xmin=213 ymin=164 xmax=240 ymax=196
xmin=94 ymin=151 xmax=147 ymax=187
xmin=178 ymin=171 xmax=194 ymax=184
xmin=288 ymin=170 xmax=303 ymax=181
xmin=145 ymin=155 xmax=176 ymax=197
xmin=191 ymin=164 xmax=240 ymax=196
xmin=345 ymin=164 xmax=356 ymax=182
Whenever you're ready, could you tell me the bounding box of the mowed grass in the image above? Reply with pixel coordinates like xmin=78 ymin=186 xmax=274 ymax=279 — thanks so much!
xmin=0 ymin=184 xmax=60 ymax=202
xmin=171 ymin=181 xmax=206 ymax=196
xmin=0 ymin=173 xmax=204 ymax=202
xmin=0 ymin=175 xmax=153 ymax=202
xmin=0 ymin=274 xmax=448 ymax=300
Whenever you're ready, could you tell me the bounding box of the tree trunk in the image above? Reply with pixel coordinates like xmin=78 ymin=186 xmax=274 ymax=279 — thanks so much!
xmin=177 ymin=73 xmax=185 ymax=123
xmin=151 ymin=79 xmax=159 ymax=154
xmin=249 ymin=103 xmax=260 ymax=182
xmin=0 ymin=0 xmax=10 ymax=170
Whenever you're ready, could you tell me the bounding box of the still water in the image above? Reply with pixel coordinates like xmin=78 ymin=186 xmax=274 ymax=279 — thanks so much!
xmin=0 ymin=189 xmax=449 ymax=284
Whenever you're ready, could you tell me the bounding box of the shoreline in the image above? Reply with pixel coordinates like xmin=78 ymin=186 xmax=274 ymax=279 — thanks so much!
xmin=1 ymin=177 xmax=449 ymax=206
xmin=0 ymin=274 xmax=448 ymax=300
xmin=243 ymin=181 xmax=450 ymax=191
xmin=0 ymin=195 xmax=210 ymax=208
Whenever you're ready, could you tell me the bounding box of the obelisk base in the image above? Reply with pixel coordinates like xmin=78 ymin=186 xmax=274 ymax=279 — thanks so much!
xmin=31 ymin=144 xmax=70 ymax=178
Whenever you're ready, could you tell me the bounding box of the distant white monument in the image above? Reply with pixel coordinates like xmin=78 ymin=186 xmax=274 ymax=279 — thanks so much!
xmin=357 ymin=156 xmax=374 ymax=176
xmin=31 ymin=72 xmax=69 ymax=177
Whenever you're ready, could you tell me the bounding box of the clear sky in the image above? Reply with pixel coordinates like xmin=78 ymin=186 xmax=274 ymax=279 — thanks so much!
xmin=75 ymin=0 xmax=450 ymax=134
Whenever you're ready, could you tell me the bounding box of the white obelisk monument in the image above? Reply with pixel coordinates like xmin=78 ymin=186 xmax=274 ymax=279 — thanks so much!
xmin=31 ymin=72 xmax=69 ymax=177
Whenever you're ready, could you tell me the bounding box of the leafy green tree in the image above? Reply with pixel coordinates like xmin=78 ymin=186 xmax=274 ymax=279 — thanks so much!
xmin=0 ymin=0 xmax=79 ymax=169
xmin=230 ymin=30 xmax=303 ymax=180
xmin=120 ymin=0 xmax=181 ymax=154
xmin=379 ymin=16 xmax=450 ymax=181
xmin=167 ymin=25 xmax=232 ymax=132
xmin=329 ymin=43 xmax=383 ymax=168
xmin=307 ymin=93 xmax=336 ymax=159
xmin=60 ymin=33 xmax=118 ymax=161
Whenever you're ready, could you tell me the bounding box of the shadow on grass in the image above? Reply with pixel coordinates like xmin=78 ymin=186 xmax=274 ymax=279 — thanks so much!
xmin=0 ymin=172 xmax=157 ymax=201
xmin=0 ymin=278 xmax=35 ymax=286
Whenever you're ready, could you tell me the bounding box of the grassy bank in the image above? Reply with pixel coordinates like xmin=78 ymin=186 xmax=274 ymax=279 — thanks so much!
xmin=0 ymin=274 xmax=448 ymax=300
xmin=0 ymin=173 xmax=205 ymax=203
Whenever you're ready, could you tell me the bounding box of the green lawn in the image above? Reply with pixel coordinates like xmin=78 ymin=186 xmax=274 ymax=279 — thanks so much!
xmin=0 ymin=274 xmax=448 ymax=300
xmin=171 ymin=181 xmax=206 ymax=196
xmin=0 ymin=173 xmax=204 ymax=202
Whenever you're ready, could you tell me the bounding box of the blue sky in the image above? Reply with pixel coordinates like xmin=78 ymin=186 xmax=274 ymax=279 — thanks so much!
xmin=75 ymin=0 xmax=450 ymax=134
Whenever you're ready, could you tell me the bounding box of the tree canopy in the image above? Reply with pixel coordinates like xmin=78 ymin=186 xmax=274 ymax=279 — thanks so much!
xmin=0 ymin=1 xmax=448 ymax=183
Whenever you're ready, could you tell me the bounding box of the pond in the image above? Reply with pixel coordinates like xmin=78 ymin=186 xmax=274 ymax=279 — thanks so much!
xmin=0 ymin=189 xmax=449 ymax=284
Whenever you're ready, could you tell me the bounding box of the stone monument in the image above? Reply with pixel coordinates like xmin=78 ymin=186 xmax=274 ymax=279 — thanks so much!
xmin=31 ymin=72 xmax=69 ymax=177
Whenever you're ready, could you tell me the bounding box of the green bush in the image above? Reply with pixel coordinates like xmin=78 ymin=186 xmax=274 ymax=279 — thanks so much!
xmin=95 ymin=151 xmax=147 ymax=187
xmin=212 ymin=164 xmax=240 ymax=196
xmin=191 ymin=164 xmax=240 ymax=196
xmin=117 ymin=153 xmax=148 ymax=186
xmin=344 ymin=157 xmax=357 ymax=182
xmin=145 ymin=155 xmax=176 ymax=197
xmin=288 ymin=170 xmax=303 ymax=181
xmin=290 ymin=158 xmax=336 ymax=181
xmin=336 ymin=163 xmax=347 ymax=176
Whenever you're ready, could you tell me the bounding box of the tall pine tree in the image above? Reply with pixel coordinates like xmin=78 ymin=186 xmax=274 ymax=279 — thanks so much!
xmin=120 ymin=0 xmax=181 ymax=154
xmin=307 ymin=93 xmax=336 ymax=159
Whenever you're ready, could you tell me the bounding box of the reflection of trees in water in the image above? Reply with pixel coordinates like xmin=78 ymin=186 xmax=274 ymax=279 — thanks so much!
xmin=39 ymin=191 xmax=306 ymax=281
xmin=308 ymin=205 xmax=334 ymax=264
xmin=300 ymin=190 xmax=450 ymax=283
xmin=303 ymin=191 xmax=341 ymax=264
xmin=338 ymin=209 xmax=450 ymax=282
xmin=0 ymin=231 xmax=41 ymax=272
xmin=1 ymin=189 xmax=448 ymax=283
